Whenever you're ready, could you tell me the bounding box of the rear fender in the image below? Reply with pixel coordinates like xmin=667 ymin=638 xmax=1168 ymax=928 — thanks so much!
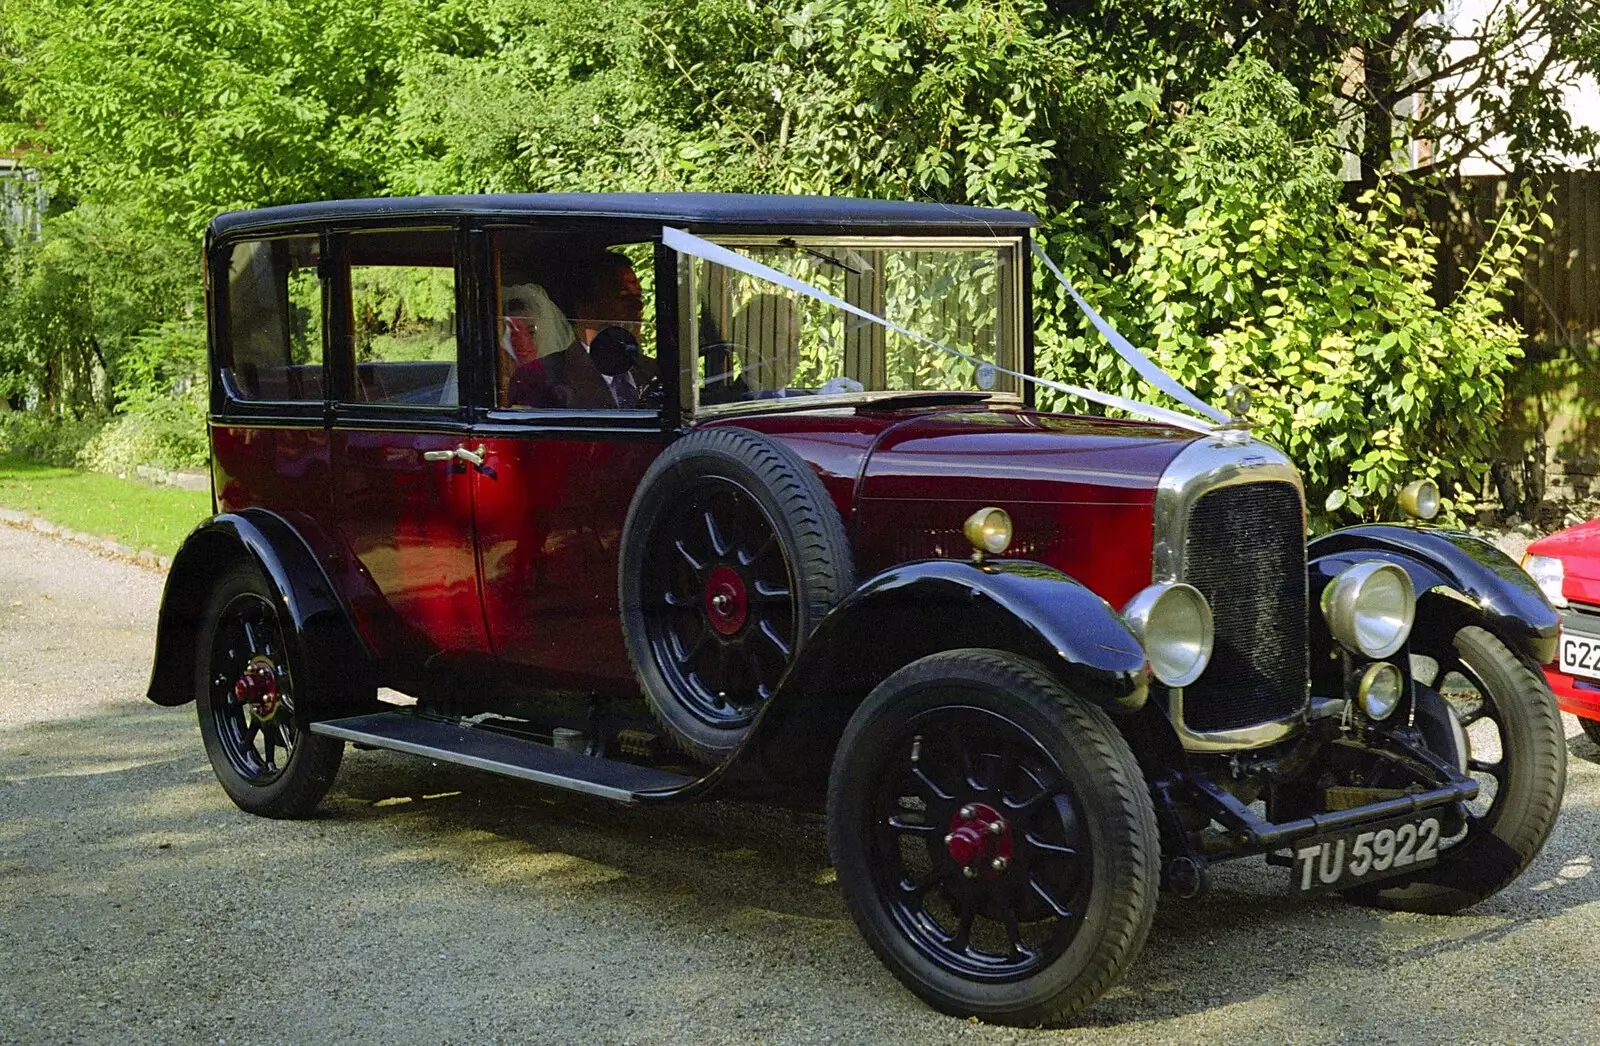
xmin=746 ymin=558 xmax=1150 ymax=788
xmin=1307 ymin=525 xmax=1560 ymax=667
xmin=147 ymin=510 xmax=376 ymax=716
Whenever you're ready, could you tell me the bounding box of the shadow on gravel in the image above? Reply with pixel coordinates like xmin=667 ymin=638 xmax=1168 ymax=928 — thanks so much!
xmin=1569 ymin=730 xmax=1600 ymax=765
xmin=6 ymin=705 xmax=1600 ymax=1039
xmin=326 ymin=747 xmax=847 ymax=923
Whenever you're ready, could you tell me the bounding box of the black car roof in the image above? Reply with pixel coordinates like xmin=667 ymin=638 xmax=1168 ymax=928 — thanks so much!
xmin=209 ymin=193 xmax=1039 ymax=237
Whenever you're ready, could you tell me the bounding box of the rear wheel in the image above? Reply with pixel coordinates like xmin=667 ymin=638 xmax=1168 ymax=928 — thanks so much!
xmin=195 ymin=562 xmax=344 ymax=818
xmin=1580 ymin=716 xmax=1600 ymax=749
xmin=1351 ymin=625 xmax=1564 ymax=913
xmin=827 ymin=650 xmax=1158 ymax=1026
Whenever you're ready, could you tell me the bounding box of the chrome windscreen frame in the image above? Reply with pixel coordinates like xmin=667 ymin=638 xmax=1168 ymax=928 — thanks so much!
xmin=1152 ymin=437 xmax=1310 ymax=753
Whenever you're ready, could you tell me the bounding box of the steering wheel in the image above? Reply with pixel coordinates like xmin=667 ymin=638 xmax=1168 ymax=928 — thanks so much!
xmin=638 ymin=375 xmax=666 ymax=408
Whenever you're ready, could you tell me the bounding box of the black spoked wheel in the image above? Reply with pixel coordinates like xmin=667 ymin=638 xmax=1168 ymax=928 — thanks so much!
xmin=207 ymin=590 xmax=300 ymax=783
xmin=829 ymin=650 xmax=1157 ymax=1026
xmin=1351 ymin=625 xmax=1564 ymax=913
xmin=621 ymin=427 xmax=853 ymax=765
xmin=642 ymin=477 xmax=798 ymax=730
xmin=867 ymin=707 xmax=1092 ymax=982
xmin=196 ymin=562 xmax=343 ymax=819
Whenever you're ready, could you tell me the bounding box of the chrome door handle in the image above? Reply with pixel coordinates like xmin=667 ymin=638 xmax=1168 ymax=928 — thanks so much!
xmin=422 ymin=445 xmax=487 ymax=468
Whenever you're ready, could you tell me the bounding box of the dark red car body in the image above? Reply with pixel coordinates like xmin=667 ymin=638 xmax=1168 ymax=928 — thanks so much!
xmin=208 ymin=407 xmax=1184 ymax=697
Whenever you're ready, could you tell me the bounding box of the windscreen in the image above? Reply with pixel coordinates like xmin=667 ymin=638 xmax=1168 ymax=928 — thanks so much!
xmin=683 ymin=238 xmax=1020 ymax=412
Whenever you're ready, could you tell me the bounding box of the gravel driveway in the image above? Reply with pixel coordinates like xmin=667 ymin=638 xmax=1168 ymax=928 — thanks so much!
xmin=3 ymin=522 xmax=1600 ymax=1045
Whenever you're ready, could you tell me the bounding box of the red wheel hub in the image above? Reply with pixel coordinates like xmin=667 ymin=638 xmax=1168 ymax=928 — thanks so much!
xmin=703 ymin=565 xmax=749 ymax=636
xmin=233 ymin=657 xmax=282 ymax=718
xmin=945 ymin=802 xmax=1013 ymax=878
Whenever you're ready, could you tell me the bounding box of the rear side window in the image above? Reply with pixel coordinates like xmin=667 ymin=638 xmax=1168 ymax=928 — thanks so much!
xmin=222 ymin=237 xmax=324 ymax=403
xmin=342 ymin=229 xmax=460 ymax=408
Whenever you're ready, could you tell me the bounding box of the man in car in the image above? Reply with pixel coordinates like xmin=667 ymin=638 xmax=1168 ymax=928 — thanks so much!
xmin=506 ymin=252 xmax=657 ymax=408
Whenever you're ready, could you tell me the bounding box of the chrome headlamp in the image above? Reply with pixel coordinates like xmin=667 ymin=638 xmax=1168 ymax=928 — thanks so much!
xmin=1122 ymin=582 xmax=1214 ymax=687
xmin=1356 ymin=662 xmax=1404 ymax=720
xmin=963 ymin=506 xmax=1013 ymax=557
xmin=1321 ymin=562 xmax=1416 ymax=658
xmin=1398 ymin=479 xmax=1440 ymax=521
xmin=1521 ymin=554 xmax=1567 ymax=609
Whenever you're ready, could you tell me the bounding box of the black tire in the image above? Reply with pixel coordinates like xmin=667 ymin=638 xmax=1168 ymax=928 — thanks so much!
xmin=1580 ymin=716 xmax=1600 ymax=749
xmin=620 ymin=427 xmax=854 ymax=765
xmin=195 ymin=561 xmax=344 ymax=818
xmin=827 ymin=650 xmax=1158 ymax=1026
xmin=1352 ymin=625 xmax=1565 ymax=914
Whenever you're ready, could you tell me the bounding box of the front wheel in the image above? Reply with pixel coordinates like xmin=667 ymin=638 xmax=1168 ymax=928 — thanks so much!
xmin=195 ymin=562 xmax=344 ymax=818
xmin=1352 ymin=625 xmax=1565 ymax=913
xmin=827 ymin=650 xmax=1158 ymax=1026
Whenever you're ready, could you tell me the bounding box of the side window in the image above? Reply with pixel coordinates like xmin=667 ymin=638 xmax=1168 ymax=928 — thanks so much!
xmin=342 ymin=229 xmax=460 ymax=407
xmin=222 ymin=236 xmax=323 ymax=403
xmin=491 ymin=230 xmax=656 ymax=410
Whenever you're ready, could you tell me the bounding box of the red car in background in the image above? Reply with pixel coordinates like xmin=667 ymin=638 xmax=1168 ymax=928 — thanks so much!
xmin=1525 ymin=518 xmax=1600 ymax=740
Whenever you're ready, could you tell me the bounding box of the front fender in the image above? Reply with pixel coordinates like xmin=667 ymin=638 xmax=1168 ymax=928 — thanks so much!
xmin=1307 ymin=524 xmax=1559 ymax=666
xmin=746 ymin=558 xmax=1149 ymax=788
xmin=147 ymin=510 xmax=376 ymax=715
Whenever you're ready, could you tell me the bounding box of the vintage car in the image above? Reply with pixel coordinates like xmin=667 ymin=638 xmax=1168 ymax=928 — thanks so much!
xmin=148 ymin=194 xmax=1566 ymax=1026
xmin=1524 ymin=517 xmax=1600 ymax=739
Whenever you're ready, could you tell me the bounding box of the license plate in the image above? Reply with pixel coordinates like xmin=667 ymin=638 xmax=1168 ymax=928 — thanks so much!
xmin=1560 ymin=631 xmax=1600 ymax=682
xmin=1292 ymin=812 xmax=1442 ymax=892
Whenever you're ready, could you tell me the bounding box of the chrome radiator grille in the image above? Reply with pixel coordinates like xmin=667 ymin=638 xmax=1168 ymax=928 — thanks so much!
xmin=1179 ymin=481 xmax=1309 ymax=733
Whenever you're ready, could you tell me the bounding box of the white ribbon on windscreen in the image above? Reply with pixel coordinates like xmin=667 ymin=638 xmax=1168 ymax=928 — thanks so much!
xmin=662 ymin=226 xmax=1219 ymax=435
xmin=1029 ymin=242 xmax=1229 ymax=425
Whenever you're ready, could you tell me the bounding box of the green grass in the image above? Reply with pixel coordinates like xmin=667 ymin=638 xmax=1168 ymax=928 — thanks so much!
xmin=0 ymin=454 xmax=211 ymax=557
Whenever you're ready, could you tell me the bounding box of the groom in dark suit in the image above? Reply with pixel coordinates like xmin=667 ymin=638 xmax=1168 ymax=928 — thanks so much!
xmin=506 ymin=252 xmax=658 ymax=409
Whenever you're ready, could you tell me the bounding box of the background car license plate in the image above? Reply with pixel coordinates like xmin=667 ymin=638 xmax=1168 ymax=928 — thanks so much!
xmin=1292 ymin=811 xmax=1442 ymax=892
xmin=1560 ymin=631 xmax=1600 ymax=682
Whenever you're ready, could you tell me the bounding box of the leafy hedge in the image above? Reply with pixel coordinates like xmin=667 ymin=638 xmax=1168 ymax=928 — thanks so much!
xmin=0 ymin=408 xmax=104 ymax=467
xmin=1031 ymin=59 xmax=1536 ymax=527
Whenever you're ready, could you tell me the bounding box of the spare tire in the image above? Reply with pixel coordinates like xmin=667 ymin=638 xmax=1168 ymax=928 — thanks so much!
xmin=620 ymin=427 xmax=855 ymax=765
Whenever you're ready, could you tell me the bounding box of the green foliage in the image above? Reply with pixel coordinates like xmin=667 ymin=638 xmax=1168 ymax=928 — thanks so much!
xmin=0 ymin=0 xmax=482 ymax=457
xmin=78 ymin=392 xmax=209 ymax=474
xmin=0 ymin=0 xmax=1556 ymax=517
xmin=0 ymin=0 xmax=481 ymax=233
xmin=1033 ymin=58 xmax=1535 ymax=526
xmin=0 ymin=199 xmax=198 ymax=413
xmin=0 ymin=408 xmax=106 ymax=466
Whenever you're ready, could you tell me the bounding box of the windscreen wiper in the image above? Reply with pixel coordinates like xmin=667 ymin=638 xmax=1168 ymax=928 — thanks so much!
xmin=778 ymin=238 xmax=862 ymax=275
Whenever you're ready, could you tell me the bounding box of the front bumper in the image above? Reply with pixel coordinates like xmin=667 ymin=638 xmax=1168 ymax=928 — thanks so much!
xmin=1545 ymin=665 xmax=1600 ymax=720
xmin=1158 ymin=724 xmax=1478 ymax=864
xmin=1186 ymin=765 xmax=1477 ymax=853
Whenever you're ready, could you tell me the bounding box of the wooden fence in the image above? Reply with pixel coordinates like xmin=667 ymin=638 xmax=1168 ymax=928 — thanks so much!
xmin=1411 ymin=171 xmax=1600 ymax=512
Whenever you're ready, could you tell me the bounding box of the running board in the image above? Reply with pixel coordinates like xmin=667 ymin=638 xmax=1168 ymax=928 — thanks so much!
xmin=310 ymin=711 xmax=695 ymax=804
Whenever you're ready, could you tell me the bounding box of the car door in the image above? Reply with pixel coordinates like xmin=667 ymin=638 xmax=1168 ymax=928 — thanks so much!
xmin=328 ymin=225 xmax=491 ymax=677
xmin=209 ymin=233 xmax=338 ymax=560
xmin=469 ymin=226 xmax=667 ymax=694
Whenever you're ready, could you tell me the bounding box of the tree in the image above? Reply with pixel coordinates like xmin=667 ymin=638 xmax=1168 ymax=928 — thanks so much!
xmin=1337 ymin=0 xmax=1600 ymax=176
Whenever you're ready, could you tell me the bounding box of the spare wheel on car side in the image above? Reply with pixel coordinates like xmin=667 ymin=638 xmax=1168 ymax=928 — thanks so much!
xmin=620 ymin=426 xmax=855 ymax=765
